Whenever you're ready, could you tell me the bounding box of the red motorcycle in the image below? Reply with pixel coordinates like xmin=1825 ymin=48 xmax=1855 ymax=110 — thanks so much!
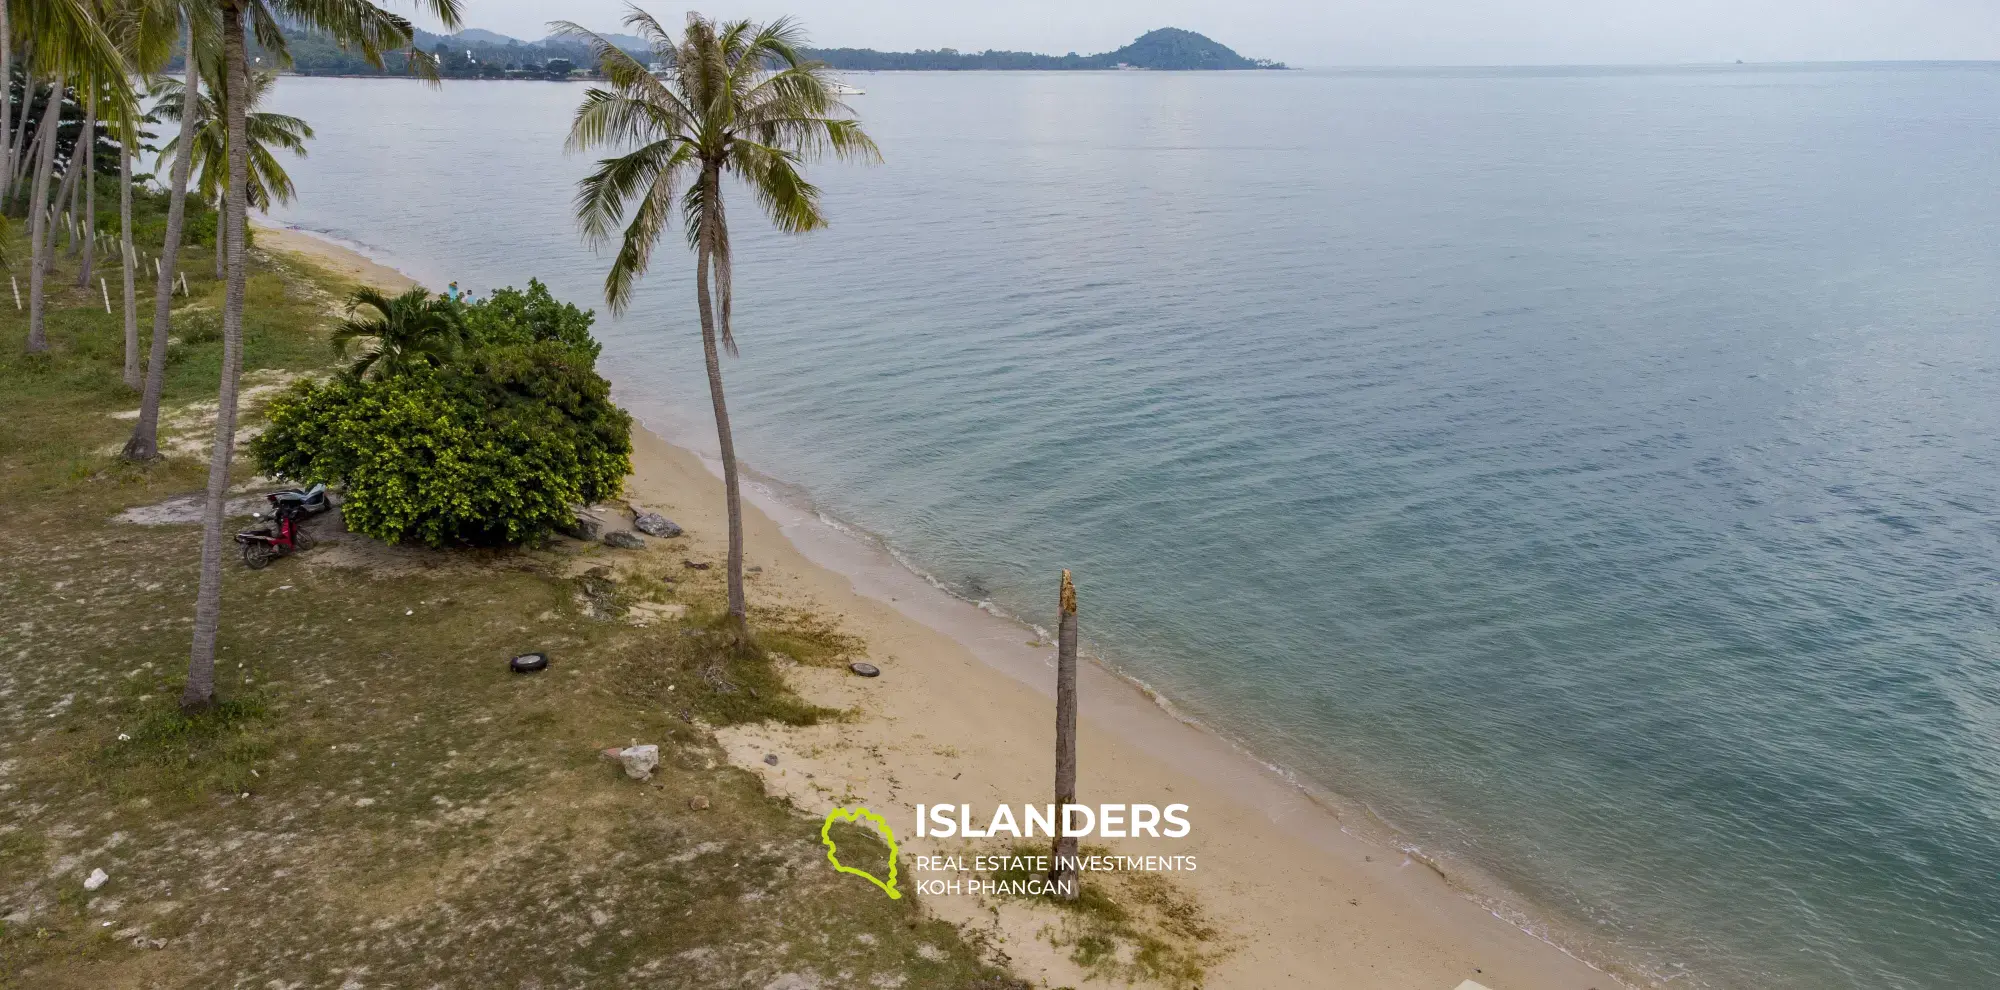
xmin=236 ymin=498 xmax=315 ymax=569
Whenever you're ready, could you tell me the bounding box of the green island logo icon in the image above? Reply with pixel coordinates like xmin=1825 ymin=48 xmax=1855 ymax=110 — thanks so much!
xmin=821 ymin=806 xmax=901 ymax=899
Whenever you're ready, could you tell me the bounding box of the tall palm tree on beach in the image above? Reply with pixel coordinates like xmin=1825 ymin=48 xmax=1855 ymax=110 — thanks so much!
xmin=557 ymin=7 xmax=878 ymax=629
xmin=180 ymin=0 xmax=456 ymax=713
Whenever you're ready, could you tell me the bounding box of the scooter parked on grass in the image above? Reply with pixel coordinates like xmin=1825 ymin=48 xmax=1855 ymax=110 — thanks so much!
xmin=266 ymin=482 xmax=331 ymax=517
xmin=236 ymin=499 xmax=315 ymax=569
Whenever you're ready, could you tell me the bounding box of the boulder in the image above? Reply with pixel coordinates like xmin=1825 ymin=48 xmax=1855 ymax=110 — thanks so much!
xmin=84 ymin=868 xmax=109 ymax=891
xmin=603 ymin=531 xmax=645 ymax=550
xmin=560 ymin=514 xmax=602 ymax=540
xmin=633 ymin=512 xmax=683 ymax=538
xmin=619 ymin=744 xmax=660 ymax=781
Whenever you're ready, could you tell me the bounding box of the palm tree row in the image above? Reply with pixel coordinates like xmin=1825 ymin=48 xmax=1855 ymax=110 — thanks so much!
xmin=9 ymin=0 xmax=457 ymax=712
xmin=19 ymin=1 xmax=870 ymax=710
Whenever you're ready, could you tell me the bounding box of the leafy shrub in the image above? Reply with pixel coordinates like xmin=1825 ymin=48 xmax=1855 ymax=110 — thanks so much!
xmin=459 ymin=279 xmax=601 ymax=360
xmin=252 ymin=342 xmax=631 ymax=547
xmin=174 ymin=309 xmax=222 ymax=344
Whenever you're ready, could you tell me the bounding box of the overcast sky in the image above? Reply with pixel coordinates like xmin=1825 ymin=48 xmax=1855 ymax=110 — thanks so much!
xmin=422 ymin=0 xmax=2000 ymax=67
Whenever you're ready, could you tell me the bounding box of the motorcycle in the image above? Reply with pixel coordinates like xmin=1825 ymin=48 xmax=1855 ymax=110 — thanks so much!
xmin=236 ymin=496 xmax=317 ymax=569
xmin=265 ymin=482 xmax=331 ymax=517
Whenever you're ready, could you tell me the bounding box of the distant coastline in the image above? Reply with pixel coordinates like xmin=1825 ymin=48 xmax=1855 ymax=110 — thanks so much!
xmin=269 ymin=26 xmax=1287 ymax=79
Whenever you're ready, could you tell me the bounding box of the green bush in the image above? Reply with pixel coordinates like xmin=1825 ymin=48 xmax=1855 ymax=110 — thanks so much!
xmin=174 ymin=309 xmax=222 ymax=344
xmin=459 ymin=279 xmax=601 ymax=360
xmin=251 ymin=342 xmax=631 ymax=547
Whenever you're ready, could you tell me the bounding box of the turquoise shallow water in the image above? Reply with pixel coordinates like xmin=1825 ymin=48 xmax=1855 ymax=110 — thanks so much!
xmin=267 ymin=66 xmax=2000 ymax=988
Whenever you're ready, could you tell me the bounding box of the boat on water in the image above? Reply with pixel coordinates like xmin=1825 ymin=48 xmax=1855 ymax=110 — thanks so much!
xmin=831 ymin=82 xmax=866 ymax=95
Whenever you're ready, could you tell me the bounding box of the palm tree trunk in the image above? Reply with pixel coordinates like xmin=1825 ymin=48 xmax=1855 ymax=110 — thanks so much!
xmin=61 ymin=132 xmax=80 ymax=254
xmin=124 ymin=30 xmax=202 ymax=462
xmin=120 ymin=137 xmax=138 ymax=387
xmin=693 ymin=177 xmax=747 ymax=625
xmin=5 ymin=62 xmax=33 ymax=203
xmin=213 ymin=205 xmax=225 ymax=278
xmin=1 ymin=0 xmax=13 ymax=206
xmin=25 ymin=81 xmax=64 ymax=354
xmin=185 ymin=3 xmax=251 ymax=712
xmin=11 ymin=90 xmax=43 ymax=205
xmin=77 ymin=91 xmax=96 ymax=285
xmin=1048 ymin=569 xmax=1081 ymax=900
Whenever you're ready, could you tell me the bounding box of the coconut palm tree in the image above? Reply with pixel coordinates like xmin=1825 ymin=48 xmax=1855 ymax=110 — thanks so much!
xmin=153 ymin=61 xmax=311 ymax=276
xmin=124 ymin=5 xmax=215 ymax=458
xmin=181 ymin=0 xmax=457 ymax=713
xmin=94 ymin=0 xmax=174 ymax=388
xmin=557 ymin=7 xmax=878 ymax=628
xmin=330 ymin=286 xmax=463 ymax=379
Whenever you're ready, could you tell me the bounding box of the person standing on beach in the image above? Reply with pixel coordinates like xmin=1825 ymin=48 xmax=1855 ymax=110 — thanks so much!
xmin=445 ymin=280 xmax=460 ymax=302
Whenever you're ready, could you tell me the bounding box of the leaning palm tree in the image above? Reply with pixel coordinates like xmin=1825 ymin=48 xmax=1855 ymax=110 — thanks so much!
xmin=557 ymin=7 xmax=878 ymax=628
xmin=153 ymin=62 xmax=312 ymax=276
xmin=180 ymin=0 xmax=456 ymax=713
xmin=330 ymin=286 xmax=463 ymax=379
xmin=125 ymin=5 xmax=215 ymax=454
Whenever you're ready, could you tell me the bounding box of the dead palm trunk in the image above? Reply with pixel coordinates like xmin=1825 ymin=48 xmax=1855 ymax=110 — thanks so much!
xmin=25 ymin=81 xmax=64 ymax=354
xmin=119 ymin=135 xmax=137 ymax=387
xmin=1048 ymin=569 xmax=1080 ymax=901
xmin=185 ymin=2 xmax=250 ymax=712
xmin=123 ymin=32 xmax=202 ymax=462
xmin=694 ymin=167 xmax=747 ymax=626
xmin=76 ymin=91 xmax=95 ymax=286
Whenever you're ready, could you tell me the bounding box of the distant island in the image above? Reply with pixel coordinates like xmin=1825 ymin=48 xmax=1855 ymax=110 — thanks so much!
xmin=807 ymin=29 xmax=1287 ymax=71
xmin=272 ymin=27 xmax=1287 ymax=78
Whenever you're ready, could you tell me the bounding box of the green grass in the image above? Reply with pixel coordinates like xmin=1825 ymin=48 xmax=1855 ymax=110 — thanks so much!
xmin=0 ymin=216 xmax=1021 ymax=989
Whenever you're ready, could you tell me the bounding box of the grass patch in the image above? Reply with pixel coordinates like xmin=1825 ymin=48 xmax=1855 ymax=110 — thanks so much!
xmin=91 ymin=698 xmax=274 ymax=804
xmin=616 ymin=605 xmax=848 ymax=728
xmin=989 ymin=842 xmax=1220 ymax=989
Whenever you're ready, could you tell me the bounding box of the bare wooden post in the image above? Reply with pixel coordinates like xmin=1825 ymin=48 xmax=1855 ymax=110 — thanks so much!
xmin=1049 ymin=569 xmax=1081 ymax=901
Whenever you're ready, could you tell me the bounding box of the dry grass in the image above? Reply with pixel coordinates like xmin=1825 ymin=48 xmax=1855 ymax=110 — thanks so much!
xmin=988 ymin=843 xmax=1224 ymax=989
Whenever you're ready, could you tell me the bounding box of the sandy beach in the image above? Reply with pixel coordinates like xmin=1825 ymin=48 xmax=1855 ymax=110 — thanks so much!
xmin=256 ymin=221 xmax=1627 ymax=990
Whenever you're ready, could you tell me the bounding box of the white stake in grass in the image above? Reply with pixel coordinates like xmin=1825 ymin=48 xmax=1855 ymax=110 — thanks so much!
xmin=101 ymin=277 xmax=111 ymax=313
xmin=178 ymin=272 xmax=189 ymax=296
xmin=9 ymin=276 xmax=18 ymax=311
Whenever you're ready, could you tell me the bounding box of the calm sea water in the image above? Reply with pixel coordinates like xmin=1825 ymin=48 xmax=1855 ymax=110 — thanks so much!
xmin=265 ymin=66 xmax=2000 ymax=989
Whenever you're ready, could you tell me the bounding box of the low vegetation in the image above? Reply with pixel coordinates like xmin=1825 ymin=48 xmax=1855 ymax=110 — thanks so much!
xmin=0 ymin=226 xmax=1019 ymax=988
xmin=990 ymin=843 xmax=1221 ymax=989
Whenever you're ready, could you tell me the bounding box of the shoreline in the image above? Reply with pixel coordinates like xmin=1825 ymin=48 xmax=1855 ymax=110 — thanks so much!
xmin=255 ymin=220 xmax=1642 ymax=990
